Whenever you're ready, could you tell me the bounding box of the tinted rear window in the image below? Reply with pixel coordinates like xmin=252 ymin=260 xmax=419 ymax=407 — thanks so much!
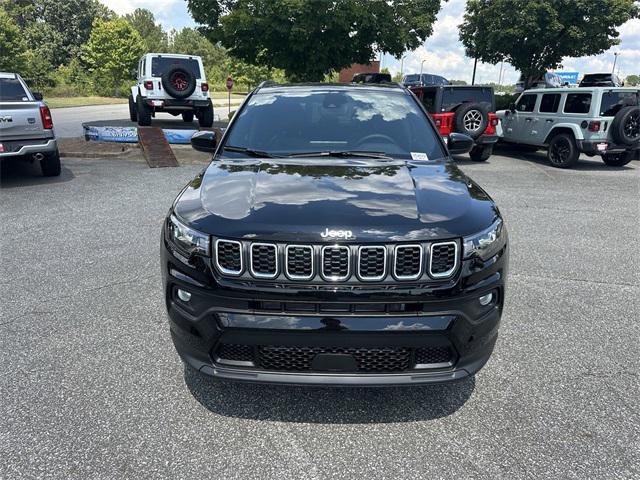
xmin=151 ymin=57 xmax=201 ymax=79
xmin=564 ymin=93 xmax=592 ymax=114
xmin=441 ymin=87 xmax=494 ymax=112
xmin=0 ymin=78 xmax=29 ymax=101
xmin=600 ymin=91 xmax=639 ymax=116
xmin=582 ymin=74 xmax=611 ymax=83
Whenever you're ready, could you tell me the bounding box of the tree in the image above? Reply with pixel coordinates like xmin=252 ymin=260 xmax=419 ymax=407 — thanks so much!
xmin=625 ymin=74 xmax=639 ymax=86
xmin=459 ymin=0 xmax=635 ymax=89
xmin=449 ymin=79 xmax=468 ymax=85
xmin=187 ymin=0 xmax=443 ymax=81
xmin=170 ymin=27 xmax=226 ymax=67
xmin=126 ymin=8 xmax=169 ymax=52
xmin=0 ymin=7 xmax=28 ymax=72
xmin=83 ymin=18 xmax=145 ymax=96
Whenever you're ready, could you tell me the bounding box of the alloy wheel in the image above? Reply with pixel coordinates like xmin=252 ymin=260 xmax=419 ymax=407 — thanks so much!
xmin=463 ymin=110 xmax=483 ymax=132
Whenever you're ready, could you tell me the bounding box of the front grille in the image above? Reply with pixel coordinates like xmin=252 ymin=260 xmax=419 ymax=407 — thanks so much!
xmin=216 ymin=240 xmax=242 ymax=274
xmin=258 ymin=345 xmax=411 ymax=372
xmin=414 ymin=346 xmax=453 ymax=366
xmin=358 ymin=246 xmax=386 ymax=280
xmin=394 ymin=245 xmax=423 ymax=279
xmin=213 ymin=239 xmax=459 ymax=282
xmin=429 ymin=242 xmax=458 ymax=278
xmin=321 ymin=246 xmax=350 ymax=280
xmin=250 ymin=243 xmax=277 ymax=278
xmin=286 ymin=245 xmax=314 ymax=279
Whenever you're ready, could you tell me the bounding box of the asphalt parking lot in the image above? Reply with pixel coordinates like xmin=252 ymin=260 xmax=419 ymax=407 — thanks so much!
xmin=1 ymin=149 xmax=638 ymax=479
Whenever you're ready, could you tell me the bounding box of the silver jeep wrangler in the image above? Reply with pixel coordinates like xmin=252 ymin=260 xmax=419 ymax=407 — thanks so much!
xmin=497 ymin=87 xmax=639 ymax=168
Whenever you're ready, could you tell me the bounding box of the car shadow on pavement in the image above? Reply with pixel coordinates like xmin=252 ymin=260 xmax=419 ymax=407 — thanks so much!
xmin=0 ymin=158 xmax=74 ymax=187
xmin=490 ymin=145 xmax=635 ymax=171
xmin=183 ymin=365 xmax=475 ymax=423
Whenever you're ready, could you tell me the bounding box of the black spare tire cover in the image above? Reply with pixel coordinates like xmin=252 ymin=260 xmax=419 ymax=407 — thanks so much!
xmin=610 ymin=105 xmax=640 ymax=145
xmin=161 ymin=66 xmax=196 ymax=99
xmin=453 ymin=102 xmax=489 ymax=139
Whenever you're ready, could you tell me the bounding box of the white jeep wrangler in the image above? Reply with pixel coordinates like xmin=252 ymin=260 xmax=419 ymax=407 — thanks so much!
xmin=129 ymin=53 xmax=213 ymax=127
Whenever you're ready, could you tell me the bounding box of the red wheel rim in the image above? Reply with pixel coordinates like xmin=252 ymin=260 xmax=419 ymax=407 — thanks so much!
xmin=171 ymin=72 xmax=188 ymax=91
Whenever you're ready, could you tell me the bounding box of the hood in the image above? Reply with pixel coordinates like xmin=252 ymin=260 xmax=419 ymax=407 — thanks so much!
xmin=173 ymin=158 xmax=499 ymax=242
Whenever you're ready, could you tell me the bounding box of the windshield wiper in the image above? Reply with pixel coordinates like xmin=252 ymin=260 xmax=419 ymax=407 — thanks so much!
xmin=223 ymin=145 xmax=279 ymax=158
xmin=285 ymin=150 xmax=392 ymax=159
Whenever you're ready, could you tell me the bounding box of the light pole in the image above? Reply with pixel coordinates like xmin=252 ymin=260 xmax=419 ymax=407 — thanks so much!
xmin=420 ymin=59 xmax=426 ymax=84
xmin=612 ymin=52 xmax=619 ymax=74
xmin=400 ymin=54 xmax=407 ymax=76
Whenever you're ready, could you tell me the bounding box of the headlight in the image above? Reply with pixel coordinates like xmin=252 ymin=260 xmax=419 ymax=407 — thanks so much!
xmin=463 ymin=218 xmax=506 ymax=260
xmin=168 ymin=214 xmax=210 ymax=257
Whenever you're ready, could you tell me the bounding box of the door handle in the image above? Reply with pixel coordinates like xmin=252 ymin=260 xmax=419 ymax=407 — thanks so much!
xmin=525 ymin=118 xmax=532 ymax=122
xmin=546 ymin=119 xmax=554 ymax=123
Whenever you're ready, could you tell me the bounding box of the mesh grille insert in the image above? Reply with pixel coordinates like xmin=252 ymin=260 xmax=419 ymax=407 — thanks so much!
xmin=322 ymin=246 xmax=350 ymax=280
xmin=358 ymin=247 xmax=386 ymax=279
xmin=414 ymin=346 xmax=453 ymax=365
xmin=216 ymin=343 xmax=254 ymax=362
xmin=430 ymin=242 xmax=457 ymax=277
xmin=286 ymin=246 xmax=314 ymax=279
xmin=216 ymin=240 xmax=242 ymax=274
xmin=258 ymin=345 xmax=411 ymax=372
xmin=251 ymin=243 xmax=277 ymax=277
xmin=394 ymin=245 xmax=422 ymax=279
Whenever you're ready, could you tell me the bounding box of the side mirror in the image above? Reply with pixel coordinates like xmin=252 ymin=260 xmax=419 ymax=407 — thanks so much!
xmin=33 ymin=92 xmax=43 ymax=101
xmin=447 ymin=132 xmax=474 ymax=155
xmin=191 ymin=131 xmax=217 ymax=153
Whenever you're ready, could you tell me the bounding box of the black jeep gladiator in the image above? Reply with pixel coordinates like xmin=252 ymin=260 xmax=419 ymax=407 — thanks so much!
xmin=161 ymin=83 xmax=509 ymax=386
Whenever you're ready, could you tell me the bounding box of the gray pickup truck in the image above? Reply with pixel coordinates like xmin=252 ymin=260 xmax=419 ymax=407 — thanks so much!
xmin=0 ymin=72 xmax=60 ymax=176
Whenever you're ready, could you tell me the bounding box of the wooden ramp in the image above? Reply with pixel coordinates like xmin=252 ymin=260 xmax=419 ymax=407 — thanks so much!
xmin=137 ymin=127 xmax=178 ymax=168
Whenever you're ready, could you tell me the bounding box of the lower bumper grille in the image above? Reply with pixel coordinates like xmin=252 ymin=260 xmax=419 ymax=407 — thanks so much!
xmin=214 ymin=342 xmax=454 ymax=373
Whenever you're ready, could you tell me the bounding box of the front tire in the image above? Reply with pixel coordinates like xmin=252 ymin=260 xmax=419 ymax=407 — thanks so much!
xmin=182 ymin=111 xmax=194 ymax=123
xmin=470 ymin=144 xmax=493 ymax=162
xmin=40 ymin=149 xmax=61 ymax=177
xmin=198 ymin=103 xmax=214 ymax=128
xmin=547 ymin=133 xmax=579 ymax=168
xmin=128 ymin=95 xmax=137 ymax=122
xmin=602 ymin=151 xmax=632 ymax=167
xmin=136 ymin=96 xmax=152 ymax=126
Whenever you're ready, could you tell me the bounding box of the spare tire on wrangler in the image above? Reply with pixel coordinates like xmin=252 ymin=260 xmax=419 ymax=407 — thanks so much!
xmin=161 ymin=66 xmax=196 ymax=99
xmin=453 ymin=102 xmax=489 ymax=139
xmin=610 ymin=106 xmax=640 ymax=145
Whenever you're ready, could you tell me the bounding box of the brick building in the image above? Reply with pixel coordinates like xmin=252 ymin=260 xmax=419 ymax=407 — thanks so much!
xmin=338 ymin=61 xmax=380 ymax=83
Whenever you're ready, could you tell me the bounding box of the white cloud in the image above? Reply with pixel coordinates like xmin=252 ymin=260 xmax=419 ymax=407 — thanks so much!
xmin=98 ymin=0 xmax=196 ymax=30
xmin=381 ymin=0 xmax=640 ymax=83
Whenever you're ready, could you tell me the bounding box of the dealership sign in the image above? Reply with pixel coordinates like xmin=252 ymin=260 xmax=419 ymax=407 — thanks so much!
xmin=83 ymin=125 xmax=225 ymax=144
xmin=555 ymin=72 xmax=580 ymax=85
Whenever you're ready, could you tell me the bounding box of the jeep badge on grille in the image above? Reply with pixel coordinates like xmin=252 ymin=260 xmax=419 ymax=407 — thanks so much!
xmin=320 ymin=228 xmax=353 ymax=240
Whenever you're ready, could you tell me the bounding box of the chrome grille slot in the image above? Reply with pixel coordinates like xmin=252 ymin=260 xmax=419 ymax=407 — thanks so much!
xmin=429 ymin=242 xmax=458 ymax=278
xmin=321 ymin=246 xmax=350 ymax=281
xmin=286 ymin=245 xmax=314 ymax=280
xmin=250 ymin=243 xmax=278 ymax=278
xmin=394 ymin=245 xmax=423 ymax=280
xmin=358 ymin=246 xmax=386 ymax=280
xmin=215 ymin=239 xmax=243 ymax=275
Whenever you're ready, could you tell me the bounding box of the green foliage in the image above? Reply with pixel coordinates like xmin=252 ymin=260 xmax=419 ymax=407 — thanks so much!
xmin=187 ymin=0 xmax=443 ymax=81
xmin=125 ymin=8 xmax=169 ymax=52
xmin=392 ymin=72 xmax=403 ymax=82
xmin=0 ymin=7 xmax=28 ymax=72
xmin=171 ymin=27 xmax=226 ymax=67
xmin=459 ymin=0 xmax=635 ymax=88
xmin=625 ymin=74 xmax=639 ymax=86
xmin=83 ymin=18 xmax=145 ymax=96
xmin=449 ymin=79 xmax=468 ymax=85
xmin=48 ymin=59 xmax=92 ymax=96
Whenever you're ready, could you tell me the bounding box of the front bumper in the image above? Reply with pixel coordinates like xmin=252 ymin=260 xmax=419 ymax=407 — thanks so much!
xmin=162 ymin=234 xmax=508 ymax=386
xmin=0 ymin=138 xmax=57 ymax=158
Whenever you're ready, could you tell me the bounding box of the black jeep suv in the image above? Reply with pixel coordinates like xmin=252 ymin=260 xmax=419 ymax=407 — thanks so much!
xmin=161 ymin=83 xmax=509 ymax=386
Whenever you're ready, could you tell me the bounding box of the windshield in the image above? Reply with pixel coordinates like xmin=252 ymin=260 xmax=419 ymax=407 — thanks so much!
xmin=222 ymin=88 xmax=447 ymax=160
xmin=0 ymin=78 xmax=29 ymax=101
xmin=600 ymin=91 xmax=640 ymax=116
xmin=151 ymin=57 xmax=201 ymax=79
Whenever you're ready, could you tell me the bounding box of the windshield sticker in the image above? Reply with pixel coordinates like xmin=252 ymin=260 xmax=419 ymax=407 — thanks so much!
xmin=411 ymin=152 xmax=429 ymax=160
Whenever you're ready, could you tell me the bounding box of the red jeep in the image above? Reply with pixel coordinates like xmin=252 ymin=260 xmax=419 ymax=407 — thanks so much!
xmin=410 ymin=85 xmax=499 ymax=161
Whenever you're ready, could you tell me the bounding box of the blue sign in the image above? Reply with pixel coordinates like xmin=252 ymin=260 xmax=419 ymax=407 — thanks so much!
xmin=83 ymin=125 xmax=225 ymax=144
xmin=555 ymin=72 xmax=579 ymax=85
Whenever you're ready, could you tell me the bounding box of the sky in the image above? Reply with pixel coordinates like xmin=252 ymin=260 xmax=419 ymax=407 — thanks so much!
xmin=99 ymin=0 xmax=640 ymax=83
